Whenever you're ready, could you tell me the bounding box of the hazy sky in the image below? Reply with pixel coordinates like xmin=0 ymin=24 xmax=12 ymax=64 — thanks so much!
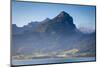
xmin=12 ymin=0 xmax=96 ymax=30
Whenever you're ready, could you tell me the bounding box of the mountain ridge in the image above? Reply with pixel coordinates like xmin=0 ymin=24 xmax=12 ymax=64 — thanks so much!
xmin=12 ymin=11 xmax=96 ymax=56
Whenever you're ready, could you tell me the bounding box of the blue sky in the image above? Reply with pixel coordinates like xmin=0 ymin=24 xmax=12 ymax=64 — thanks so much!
xmin=12 ymin=1 xmax=96 ymax=31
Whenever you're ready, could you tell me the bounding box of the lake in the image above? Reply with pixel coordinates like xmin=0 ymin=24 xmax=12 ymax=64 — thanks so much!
xmin=12 ymin=57 xmax=96 ymax=66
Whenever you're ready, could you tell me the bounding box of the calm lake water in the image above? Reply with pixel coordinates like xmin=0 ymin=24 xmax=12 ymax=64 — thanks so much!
xmin=12 ymin=57 xmax=96 ymax=65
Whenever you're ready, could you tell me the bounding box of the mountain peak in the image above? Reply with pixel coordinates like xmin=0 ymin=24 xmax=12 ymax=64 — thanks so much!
xmin=57 ymin=11 xmax=70 ymax=18
xmin=44 ymin=18 xmax=50 ymax=21
xmin=45 ymin=18 xmax=50 ymax=20
xmin=53 ymin=11 xmax=73 ymax=25
xmin=41 ymin=18 xmax=51 ymax=23
xmin=60 ymin=11 xmax=68 ymax=15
